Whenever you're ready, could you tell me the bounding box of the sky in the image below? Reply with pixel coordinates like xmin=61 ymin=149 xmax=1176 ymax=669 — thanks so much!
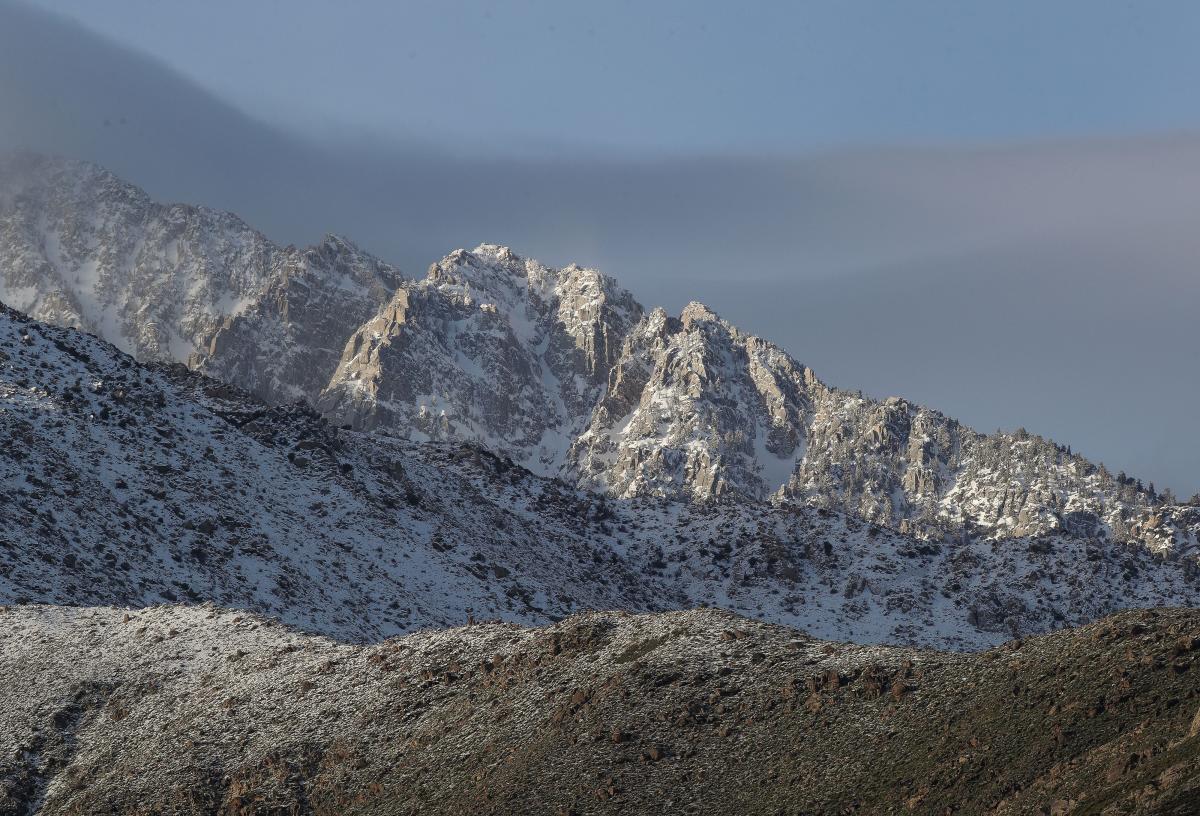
xmin=3 ymin=0 xmax=1200 ymax=495
xmin=26 ymin=0 xmax=1200 ymax=155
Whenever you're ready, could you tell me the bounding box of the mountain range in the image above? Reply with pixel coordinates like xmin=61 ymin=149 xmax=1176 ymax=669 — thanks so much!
xmin=2 ymin=153 xmax=1197 ymax=549
xmin=10 ymin=295 xmax=1199 ymax=650
xmin=3 ymin=152 xmax=1200 ymax=814
xmin=1 ymin=152 xmax=1199 ymax=652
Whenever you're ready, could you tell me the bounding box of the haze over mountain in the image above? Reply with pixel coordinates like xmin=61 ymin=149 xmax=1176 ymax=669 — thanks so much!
xmin=2 ymin=0 xmax=1198 ymax=497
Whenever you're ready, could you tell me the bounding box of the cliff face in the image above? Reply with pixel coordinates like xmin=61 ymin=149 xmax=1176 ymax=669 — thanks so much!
xmin=567 ymin=302 xmax=817 ymax=501
xmin=196 ymin=234 xmax=403 ymax=405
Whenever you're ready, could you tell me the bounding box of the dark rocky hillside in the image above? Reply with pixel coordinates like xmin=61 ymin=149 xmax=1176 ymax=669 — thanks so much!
xmin=1 ymin=605 xmax=1198 ymax=815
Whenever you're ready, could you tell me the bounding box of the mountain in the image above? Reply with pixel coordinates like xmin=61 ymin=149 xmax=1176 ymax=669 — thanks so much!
xmin=3 ymin=299 xmax=1200 ymax=649
xmin=5 ymin=0 xmax=1200 ymax=504
xmin=3 ymin=603 xmax=1198 ymax=814
xmin=0 ymin=152 xmax=402 ymax=404
xmin=3 ymin=154 xmax=1199 ymax=814
xmin=2 ymin=154 xmax=1198 ymax=560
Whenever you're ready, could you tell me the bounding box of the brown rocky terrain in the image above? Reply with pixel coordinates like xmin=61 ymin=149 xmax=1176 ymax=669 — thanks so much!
xmin=2 ymin=604 xmax=1198 ymax=815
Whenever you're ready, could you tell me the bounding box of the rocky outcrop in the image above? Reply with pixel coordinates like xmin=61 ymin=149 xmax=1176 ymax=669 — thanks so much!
xmin=197 ymin=234 xmax=402 ymax=404
xmin=567 ymin=302 xmax=816 ymax=500
xmin=318 ymin=244 xmax=642 ymax=474
xmin=787 ymin=393 xmax=1200 ymax=552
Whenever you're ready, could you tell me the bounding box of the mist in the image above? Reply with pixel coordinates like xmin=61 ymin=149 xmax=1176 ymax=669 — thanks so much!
xmin=1 ymin=0 xmax=1197 ymax=495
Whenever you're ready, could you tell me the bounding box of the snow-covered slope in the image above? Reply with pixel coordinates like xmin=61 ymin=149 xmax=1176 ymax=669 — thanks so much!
xmin=2 ymin=302 xmax=1198 ymax=648
xmin=0 ymin=299 xmax=659 ymax=642
xmin=3 ymin=153 xmax=1197 ymax=560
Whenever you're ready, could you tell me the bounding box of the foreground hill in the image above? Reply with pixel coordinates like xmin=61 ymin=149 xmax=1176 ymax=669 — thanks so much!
xmin=3 ymin=302 xmax=1198 ymax=648
xmin=4 ymin=154 xmax=1198 ymax=554
xmin=2 ymin=604 xmax=1198 ymax=815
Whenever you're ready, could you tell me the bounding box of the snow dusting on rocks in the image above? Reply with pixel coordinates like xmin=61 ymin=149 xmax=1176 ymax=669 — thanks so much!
xmin=1 ymin=301 xmax=1197 ymax=650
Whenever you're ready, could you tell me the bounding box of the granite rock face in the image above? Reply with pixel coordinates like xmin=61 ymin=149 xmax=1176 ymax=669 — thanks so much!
xmin=567 ymin=302 xmax=817 ymax=501
xmin=317 ymin=244 xmax=643 ymax=474
xmin=197 ymin=234 xmax=403 ymax=404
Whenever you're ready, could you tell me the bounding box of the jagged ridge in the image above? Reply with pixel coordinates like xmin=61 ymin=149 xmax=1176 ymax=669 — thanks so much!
xmin=0 ymin=152 xmax=402 ymax=405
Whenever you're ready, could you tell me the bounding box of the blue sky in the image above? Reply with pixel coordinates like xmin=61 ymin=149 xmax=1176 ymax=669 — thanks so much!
xmin=30 ymin=0 xmax=1200 ymax=155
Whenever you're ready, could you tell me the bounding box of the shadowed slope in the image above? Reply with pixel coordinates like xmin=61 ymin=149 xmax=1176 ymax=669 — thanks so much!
xmin=1 ymin=605 xmax=1198 ymax=814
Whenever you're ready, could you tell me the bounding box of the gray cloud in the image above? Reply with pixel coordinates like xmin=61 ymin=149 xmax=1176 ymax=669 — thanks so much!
xmin=2 ymin=0 xmax=1197 ymax=495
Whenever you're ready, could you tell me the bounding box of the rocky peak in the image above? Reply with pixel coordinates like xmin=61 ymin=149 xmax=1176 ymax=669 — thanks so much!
xmin=306 ymin=233 xmax=373 ymax=269
xmin=568 ymin=301 xmax=816 ymax=501
xmin=296 ymin=233 xmax=404 ymax=297
xmin=679 ymin=300 xmax=724 ymax=330
xmin=426 ymin=244 xmax=532 ymax=304
xmin=318 ymin=246 xmax=643 ymax=474
xmin=0 ymin=153 xmax=280 ymax=360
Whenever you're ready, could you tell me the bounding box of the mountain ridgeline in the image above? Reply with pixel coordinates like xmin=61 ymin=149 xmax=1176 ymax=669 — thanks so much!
xmin=4 ymin=604 xmax=1200 ymax=815
xmin=2 ymin=153 xmax=1197 ymax=559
